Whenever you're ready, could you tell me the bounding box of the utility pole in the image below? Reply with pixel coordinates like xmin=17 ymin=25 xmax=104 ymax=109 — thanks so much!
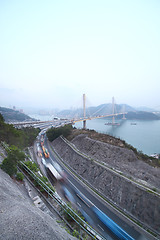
xmin=83 ymin=94 xmax=86 ymax=129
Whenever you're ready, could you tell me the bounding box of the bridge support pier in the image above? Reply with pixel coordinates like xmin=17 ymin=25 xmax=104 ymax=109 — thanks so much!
xmin=83 ymin=120 xmax=86 ymax=129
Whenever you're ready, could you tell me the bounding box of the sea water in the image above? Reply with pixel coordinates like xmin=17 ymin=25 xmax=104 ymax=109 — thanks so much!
xmin=75 ymin=118 xmax=160 ymax=156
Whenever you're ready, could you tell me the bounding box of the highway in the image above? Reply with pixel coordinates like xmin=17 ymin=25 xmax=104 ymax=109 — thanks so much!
xmin=42 ymin=135 xmax=150 ymax=240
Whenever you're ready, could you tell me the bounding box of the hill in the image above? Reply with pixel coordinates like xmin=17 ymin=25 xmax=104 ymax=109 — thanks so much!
xmin=57 ymin=103 xmax=135 ymax=118
xmin=57 ymin=103 xmax=160 ymax=120
xmin=125 ymin=111 xmax=160 ymax=120
xmin=0 ymin=107 xmax=36 ymax=122
xmin=135 ymin=106 xmax=156 ymax=112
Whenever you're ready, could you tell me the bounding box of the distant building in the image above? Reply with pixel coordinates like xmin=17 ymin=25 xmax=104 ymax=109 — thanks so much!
xmin=13 ymin=106 xmax=16 ymax=110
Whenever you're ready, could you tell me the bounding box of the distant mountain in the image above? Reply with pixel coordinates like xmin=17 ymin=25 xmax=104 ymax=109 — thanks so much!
xmin=57 ymin=103 xmax=160 ymax=120
xmin=135 ymin=106 xmax=156 ymax=112
xmin=125 ymin=111 xmax=160 ymax=120
xmin=115 ymin=104 xmax=135 ymax=112
xmin=57 ymin=103 xmax=135 ymax=118
xmin=0 ymin=107 xmax=36 ymax=122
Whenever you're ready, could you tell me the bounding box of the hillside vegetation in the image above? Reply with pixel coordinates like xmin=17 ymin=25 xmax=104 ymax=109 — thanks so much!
xmin=0 ymin=107 xmax=35 ymax=122
xmin=46 ymin=124 xmax=73 ymax=142
xmin=0 ymin=113 xmax=40 ymax=149
xmin=125 ymin=111 xmax=160 ymax=120
xmin=0 ymin=145 xmax=25 ymax=176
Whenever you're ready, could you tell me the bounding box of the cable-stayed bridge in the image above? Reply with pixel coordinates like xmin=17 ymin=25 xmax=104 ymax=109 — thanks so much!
xmin=11 ymin=94 xmax=127 ymax=129
xmin=72 ymin=94 xmax=126 ymax=128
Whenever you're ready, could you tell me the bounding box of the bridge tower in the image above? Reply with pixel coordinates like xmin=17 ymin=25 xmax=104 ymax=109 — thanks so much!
xmin=112 ymin=96 xmax=115 ymax=125
xmin=122 ymin=105 xmax=126 ymax=120
xmin=83 ymin=93 xmax=86 ymax=129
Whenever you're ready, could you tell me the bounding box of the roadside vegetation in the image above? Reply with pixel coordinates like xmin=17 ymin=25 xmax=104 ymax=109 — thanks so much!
xmin=0 ymin=113 xmax=40 ymax=178
xmin=0 ymin=144 xmax=25 ymax=178
xmin=20 ymin=161 xmax=95 ymax=239
xmin=16 ymin=172 xmax=24 ymax=181
xmin=46 ymin=124 xmax=73 ymax=142
xmin=0 ymin=115 xmax=95 ymax=238
xmin=21 ymin=161 xmax=55 ymax=193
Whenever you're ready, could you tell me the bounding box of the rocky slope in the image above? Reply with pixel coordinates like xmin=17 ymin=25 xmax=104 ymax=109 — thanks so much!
xmin=71 ymin=134 xmax=160 ymax=190
xmin=0 ymin=168 xmax=75 ymax=240
xmin=51 ymin=135 xmax=160 ymax=233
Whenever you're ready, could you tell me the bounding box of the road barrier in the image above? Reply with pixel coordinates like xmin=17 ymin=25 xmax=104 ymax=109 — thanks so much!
xmin=19 ymin=161 xmax=104 ymax=240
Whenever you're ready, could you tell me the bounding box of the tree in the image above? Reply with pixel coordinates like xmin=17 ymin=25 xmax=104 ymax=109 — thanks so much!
xmin=1 ymin=156 xmax=17 ymax=176
xmin=0 ymin=145 xmax=25 ymax=176
xmin=46 ymin=124 xmax=73 ymax=141
xmin=16 ymin=172 xmax=24 ymax=181
xmin=24 ymin=161 xmax=38 ymax=172
xmin=0 ymin=116 xmax=40 ymax=149
xmin=0 ymin=113 xmax=4 ymax=123
xmin=8 ymin=145 xmax=25 ymax=161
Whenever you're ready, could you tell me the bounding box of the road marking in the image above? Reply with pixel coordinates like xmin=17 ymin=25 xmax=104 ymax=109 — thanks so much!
xmin=76 ymin=193 xmax=92 ymax=208
xmin=77 ymin=202 xmax=81 ymax=208
xmin=98 ymin=224 xmax=104 ymax=232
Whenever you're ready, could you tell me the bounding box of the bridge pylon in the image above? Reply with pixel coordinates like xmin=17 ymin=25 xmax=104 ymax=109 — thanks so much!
xmin=112 ymin=97 xmax=115 ymax=125
xmin=122 ymin=105 xmax=126 ymax=120
xmin=83 ymin=93 xmax=86 ymax=129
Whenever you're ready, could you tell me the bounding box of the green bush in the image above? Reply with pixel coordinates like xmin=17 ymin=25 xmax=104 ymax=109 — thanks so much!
xmin=46 ymin=124 xmax=73 ymax=142
xmin=16 ymin=172 xmax=24 ymax=181
xmin=72 ymin=229 xmax=79 ymax=237
xmin=1 ymin=157 xmax=17 ymax=176
xmin=0 ymin=145 xmax=25 ymax=176
xmin=24 ymin=161 xmax=38 ymax=172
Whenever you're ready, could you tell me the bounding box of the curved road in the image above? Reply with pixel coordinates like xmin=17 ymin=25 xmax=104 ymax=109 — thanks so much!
xmin=43 ymin=135 xmax=151 ymax=240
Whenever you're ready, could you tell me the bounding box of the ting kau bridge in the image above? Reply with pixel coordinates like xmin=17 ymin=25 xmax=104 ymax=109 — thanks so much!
xmin=73 ymin=94 xmax=126 ymax=129
xmin=12 ymin=94 xmax=127 ymax=129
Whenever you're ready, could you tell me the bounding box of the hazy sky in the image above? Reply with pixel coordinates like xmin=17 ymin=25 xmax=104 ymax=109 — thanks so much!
xmin=0 ymin=0 xmax=160 ymax=110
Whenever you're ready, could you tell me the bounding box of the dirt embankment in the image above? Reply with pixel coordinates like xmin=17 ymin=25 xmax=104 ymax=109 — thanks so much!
xmin=51 ymin=132 xmax=160 ymax=233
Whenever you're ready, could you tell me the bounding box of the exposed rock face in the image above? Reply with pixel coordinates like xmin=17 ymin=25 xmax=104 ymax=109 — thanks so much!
xmin=72 ymin=134 xmax=160 ymax=190
xmin=51 ymin=135 xmax=160 ymax=233
xmin=0 ymin=169 xmax=75 ymax=240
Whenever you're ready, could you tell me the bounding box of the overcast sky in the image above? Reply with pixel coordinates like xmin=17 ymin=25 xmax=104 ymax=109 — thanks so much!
xmin=0 ymin=0 xmax=160 ymax=111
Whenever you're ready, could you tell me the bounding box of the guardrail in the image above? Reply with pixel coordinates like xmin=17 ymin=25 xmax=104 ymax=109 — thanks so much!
xmin=19 ymin=161 xmax=104 ymax=240
xmin=1 ymin=141 xmax=103 ymax=239
xmin=52 ymin=136 xmax=160 ymax=239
